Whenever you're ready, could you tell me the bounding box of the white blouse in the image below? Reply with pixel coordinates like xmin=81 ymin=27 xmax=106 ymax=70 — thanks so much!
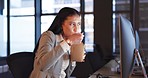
xmin=56 ymin=34 xmax=71 ymax=78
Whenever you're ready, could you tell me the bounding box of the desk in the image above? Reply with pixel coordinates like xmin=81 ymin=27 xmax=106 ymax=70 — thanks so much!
xmin=89 ymin=60 xmax=144 ymax=78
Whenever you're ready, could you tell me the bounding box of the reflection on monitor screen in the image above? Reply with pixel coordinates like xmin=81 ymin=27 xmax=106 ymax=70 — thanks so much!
xmin=118 ymin=15 xmax=147 ymax=78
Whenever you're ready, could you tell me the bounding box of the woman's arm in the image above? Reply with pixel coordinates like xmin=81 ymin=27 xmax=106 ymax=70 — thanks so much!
xmin=35 ymin=31 xmax=70 ymax=71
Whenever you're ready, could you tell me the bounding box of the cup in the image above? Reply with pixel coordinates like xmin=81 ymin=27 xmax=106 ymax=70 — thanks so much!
xmin=70 ymin=42 xmax=85 ymax=62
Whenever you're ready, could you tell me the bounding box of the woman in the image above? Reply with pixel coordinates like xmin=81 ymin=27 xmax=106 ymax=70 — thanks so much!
xmin=29 ymin=7 xmax=84 ymax=78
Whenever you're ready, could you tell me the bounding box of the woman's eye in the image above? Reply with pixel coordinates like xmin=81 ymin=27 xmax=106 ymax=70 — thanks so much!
xmin=70 ymin=23 xmax=75 ymax=26
xmin=78 ymin=23 xmax=81 ymax=26
xmin=69 ymin=22 xmax=81 ymax=26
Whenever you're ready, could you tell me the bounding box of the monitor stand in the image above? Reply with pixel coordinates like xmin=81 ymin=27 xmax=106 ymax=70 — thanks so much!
xmin=130 ymin=49 xmax=148 ymax=78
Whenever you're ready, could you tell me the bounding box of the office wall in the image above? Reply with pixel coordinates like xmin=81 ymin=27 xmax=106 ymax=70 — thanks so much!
xmin=72 ymin=0 xmax=113 ymax=77
xmin=94 ymin=0 xmax=113 ymax=59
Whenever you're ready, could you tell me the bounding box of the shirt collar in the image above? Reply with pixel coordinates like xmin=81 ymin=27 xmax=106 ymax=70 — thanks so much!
xmin=56 ymin=34 xmax=64 ymax=43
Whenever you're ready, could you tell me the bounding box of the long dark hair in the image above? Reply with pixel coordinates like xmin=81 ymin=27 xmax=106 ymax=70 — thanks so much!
xmin=48 ymin=7 xmax=80 ymax=34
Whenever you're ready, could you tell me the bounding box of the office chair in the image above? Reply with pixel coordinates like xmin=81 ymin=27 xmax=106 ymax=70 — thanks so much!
xmin=6 ymin=52 xmax=34 ymax=78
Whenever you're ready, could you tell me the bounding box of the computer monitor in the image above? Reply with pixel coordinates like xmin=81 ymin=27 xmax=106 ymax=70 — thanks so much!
xmin=135 ymin=30 xmax=140 ymax=50
xmin=118 ymin=15 xmax=147 ymax=78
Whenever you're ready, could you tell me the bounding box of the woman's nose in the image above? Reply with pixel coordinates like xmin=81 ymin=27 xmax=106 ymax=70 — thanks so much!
xmin=74 ymin=26 xmax=81 ymax=33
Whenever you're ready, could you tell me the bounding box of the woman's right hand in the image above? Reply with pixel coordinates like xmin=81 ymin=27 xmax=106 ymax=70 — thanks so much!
xmin=66 ymin=33 xmax=84 ymax=45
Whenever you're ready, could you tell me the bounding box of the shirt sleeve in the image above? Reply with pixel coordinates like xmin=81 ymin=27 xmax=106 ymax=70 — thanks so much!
xmin=59 ymin=40 xmax=71 ymax=52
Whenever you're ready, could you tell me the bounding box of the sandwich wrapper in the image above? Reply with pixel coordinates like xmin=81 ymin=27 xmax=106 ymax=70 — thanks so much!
xmin=70 ymin=43 xmax=85 ymax=62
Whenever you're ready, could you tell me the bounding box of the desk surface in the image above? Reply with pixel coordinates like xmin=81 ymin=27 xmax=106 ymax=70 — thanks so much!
xmin=89 ymin=60 xmax=145 ymax=78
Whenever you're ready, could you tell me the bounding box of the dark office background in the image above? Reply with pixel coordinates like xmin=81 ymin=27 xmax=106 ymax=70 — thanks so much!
xmin=1 ymin=0 xmax=148 ymax=78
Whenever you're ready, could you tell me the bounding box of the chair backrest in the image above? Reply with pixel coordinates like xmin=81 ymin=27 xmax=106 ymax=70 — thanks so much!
xmin=6 ymin=52 xmax=34 ymax=78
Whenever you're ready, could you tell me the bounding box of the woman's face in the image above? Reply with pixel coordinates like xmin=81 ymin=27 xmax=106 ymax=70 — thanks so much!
xmin=62 ymin=15 xmax=81 ymax=37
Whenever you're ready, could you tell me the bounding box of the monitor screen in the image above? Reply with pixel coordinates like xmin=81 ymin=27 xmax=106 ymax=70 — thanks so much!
xmin=118 ymin=15 xmax=136 ymax=78
xmin=135 ymin=30 xmax=140 ymax=50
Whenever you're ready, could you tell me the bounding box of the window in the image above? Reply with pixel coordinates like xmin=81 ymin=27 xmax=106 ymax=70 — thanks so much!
xmin=0 ymin=12 xmax=7 ymax=56
xmin=0 ymin=0 xmax=7 ymax=56
xmin=139 ymin=0 xmax=148 ymax=53
xmin=0 ymin=0 xmax=35 ymax=56
xmin=1 ymin=0 xmax=94 ymax=57
xmin=9 ymin=0 xmax=35 ymax=54
xmin=113 ymin=0 xmax=148 ymax=54
xmin=113 ymin=0 xmax=130 ymax=53
xmin=41 ymin=0 xmax=94 ymax=52
xmin=10 ymin=17 xmax=35 ymax=54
